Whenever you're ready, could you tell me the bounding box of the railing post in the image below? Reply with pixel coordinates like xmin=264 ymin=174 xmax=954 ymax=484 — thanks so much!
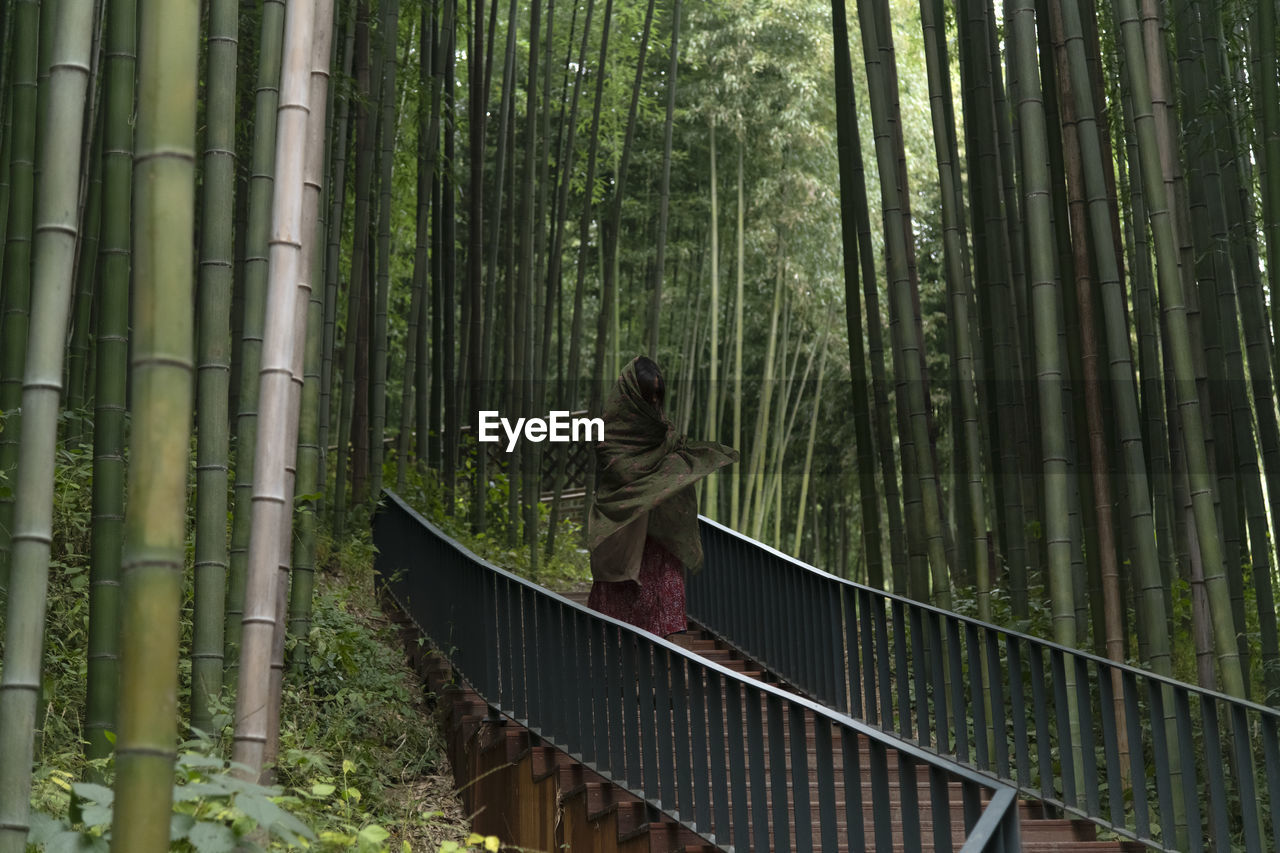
xmin=910 ymin=605 xmax=931 ymax=748
xmin=536 ymin=594 xmax=561 ymax=745
xmin=789 ymin=702 xmax=813 ymax=852
xmin=606 ymin=624 xmax=627 ymax=780
xmin=1146 ymin=680 xmax=1181 ymax=846
xmin=1231 ymin=702 xmax=1264 ymax=852
xmin=1121 ymin=672 xmax=1151 ymax=839
xmin=587 ymin=618 xmax=608 ymax=771
xmin=839 ymin=728 xmax=867 ymax=853
xmin=872 ymin=593 xmax=892 ymax=728
xmin=707 ymin=670 xmax=732 ymax=843
xmin=1165 ymin=684 xmax=1190 ymax=847
xmin=965 ymin=622 xmax=988 ymax=770
xmin=670 ymin=655 xmax=694 ymax=822
xmin=637 ymin=639 xmax=659 ymax=800
xmin=766 ymin=691 xmax=790 ymax=852
xmin=569 ymin=606 xmax=588 ymax=761
xmin=687 ymin=662 xmax=711 ymax=835
xmin=896 ymin=751 xmax=922 ymax=852
xmin=842 ymin=584 xmax=861 ymax=717
xmin=947 ymin=617 xmax=966 ymax=764
xmin=892 ymin=600 xmax=912 ymax=740
xmin=1073 ymin=655 xmax=1099 ymax=817
xmin=483 ymin=571 xmax=500 ymax=720
xmin=521 ymin=585 xmax=538 ymax=732
xmin=825 ymin=571 xmax=845 ymax=710
xmin=653 ymin=644 xmax=676 ymax=810
xmin=1097 ymin=659 xmax=1125 ymax=827
xmin=1049 ymin=649 xmax=1078 ymax=809
xmin=724 ymin=677 xmax=750 ymax=850
xmin=746 ymin=673 xmax=770 ymax=853
xmin=1202 ymin=697 xmax=1232 ymax=850
xmin=868 ymin=738 xmax=892 ymax=850
xmin=620 ymin=628 xmax=641 ymax=788
xmin=927 ymin=765 xmax=954 ymax=853
xmin=983 ymin=629 xmax=1008 ymax=778
xmin=814 ymin=718 xmax=839 ymax=850
xmin=1027 ymin=645 xmax=1053 ymax=802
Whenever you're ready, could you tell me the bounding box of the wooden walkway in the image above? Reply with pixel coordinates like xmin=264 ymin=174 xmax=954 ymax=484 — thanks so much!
xmin=373 ymin=492 xmax=1146 ymax=852
xmin=529 ymin=590 xmax=1143 ymax=853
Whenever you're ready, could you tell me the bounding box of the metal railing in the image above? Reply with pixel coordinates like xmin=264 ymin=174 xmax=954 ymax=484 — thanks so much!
xmin=691 ymin=516 xmax=1280 ymax=852
xmin=374 ymin=492 xmax=1021 ymax=852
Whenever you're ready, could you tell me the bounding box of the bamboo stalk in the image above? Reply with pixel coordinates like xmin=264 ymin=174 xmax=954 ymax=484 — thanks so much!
xmin=1009 ymin=0 xmax=1086 ymax=796
xmin=320 ymin=5 xmax=356 ymax=512
xmin=226 ymin=0 xmax=287 ymax=686
xmin=0 ymin=4 xmax=95 ymax=846
xmin=544 ymin=0 xmax=600 ymax=552
xmin=107 ymin=0 xmax=197 ymax=846
xmin=285 ymin=0 xmax=337 ymax=709
xmin=65 ymin=117 xmax=103 ymax=434
xmin=0 ymin=0 xmax=40 ymax=592
xmin=369 ymin=0 xmax=400 ymax=504
xmin=191 ymin=0 xmax=239 ymax=737
xmin=920 ymin=0 xmax=989 ymax=619
xmin=1115 ymin=0 xmax=1245 ymax=698
xmin=232 ymin=0 xmax=315 ymax=779
xmin=1057 ymin=0 xmax=1172 ymax=672
xmin=856 ymin=0 xmax=950 ymax=607
xmin=85 ymin=0 xmax=136 ymax=766
xmin=333 ymin=0 xmax=374 ymax=534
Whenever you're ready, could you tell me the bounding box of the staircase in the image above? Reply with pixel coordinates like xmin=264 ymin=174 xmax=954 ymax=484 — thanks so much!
xmin=374 ymin=492 xmax=1174 ymax=852
xmin=562 ymin=590 xmax=1140 ymax=852
xmin=390 ymin=604 xmax=719 ymax=852
xmin=688 ymin=516 xmax=1280 ymax=852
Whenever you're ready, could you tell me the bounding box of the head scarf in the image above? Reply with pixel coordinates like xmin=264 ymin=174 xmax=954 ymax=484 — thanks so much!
xmin=587 ymin=356 xmax=739 ymax=583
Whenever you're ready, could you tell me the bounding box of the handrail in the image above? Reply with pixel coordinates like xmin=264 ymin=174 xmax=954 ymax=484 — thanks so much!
xmin=374 ymin=491 xmax=1022 ymax=852
xmin=691 ymin=514 xmax=1280 ymax=852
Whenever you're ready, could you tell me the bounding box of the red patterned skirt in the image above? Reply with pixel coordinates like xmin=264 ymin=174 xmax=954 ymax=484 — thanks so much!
xmin=588 ymin=536 xmax=687 ymax=637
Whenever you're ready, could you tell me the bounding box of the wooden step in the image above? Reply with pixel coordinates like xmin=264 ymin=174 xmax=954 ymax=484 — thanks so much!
xmin=1019 ymin=844 xmax=1145 ymax=852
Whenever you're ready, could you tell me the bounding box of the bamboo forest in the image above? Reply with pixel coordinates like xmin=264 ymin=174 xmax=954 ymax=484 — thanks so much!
xmin=5 ymin=0 xmax=1280 ymax=849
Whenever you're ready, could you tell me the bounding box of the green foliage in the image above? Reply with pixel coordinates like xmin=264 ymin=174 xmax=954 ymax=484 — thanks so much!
xmin=9 ymin=435 xmax=472 ymax=852
xmin=951 ymin=579 xmax=1056 ymax=639
xmin=269 ymin=529 xmax=466 ymax=850
xmin=22 ymin=530 xmax=467 ymax=850
xmin=281 ymin=540 xmax=441 ymax=790
xmin=0 ymin=440 xmax=98 ymax=774
xmin=28 ymin=745 xmax=316 ymax=852
xmin=390 ymin=454 xmax=591 ymax=591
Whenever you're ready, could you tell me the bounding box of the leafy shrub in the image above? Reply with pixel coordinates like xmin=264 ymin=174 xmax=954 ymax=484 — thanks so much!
xmin=392 ymin=456 xmax=590 ymax=592
xmin=11 ymin=432 xmax=469 ymax=851
xmin=30 ymin=746 xmax=316 ymax=853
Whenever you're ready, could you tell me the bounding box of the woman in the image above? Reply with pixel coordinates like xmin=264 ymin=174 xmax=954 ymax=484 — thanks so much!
xmin=587 ymin=356 xmax=739 ymax=639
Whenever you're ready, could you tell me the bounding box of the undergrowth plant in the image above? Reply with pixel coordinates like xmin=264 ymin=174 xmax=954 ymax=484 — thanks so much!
xmin=390 ymin=455 xmax=591 ymax=592
xmin=4 ymin=436 xmax=486 ymax=851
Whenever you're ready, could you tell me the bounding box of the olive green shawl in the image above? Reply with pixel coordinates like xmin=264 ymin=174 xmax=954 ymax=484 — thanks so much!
xmin=587 ymin=357 xmax=739 ymax=583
